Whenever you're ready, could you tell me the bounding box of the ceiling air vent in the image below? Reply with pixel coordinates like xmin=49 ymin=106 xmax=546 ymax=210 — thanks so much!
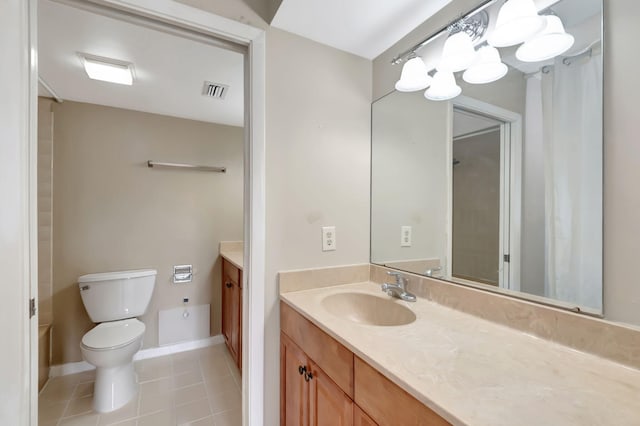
xmin=202 ymin=81 xmax=229 ymax=99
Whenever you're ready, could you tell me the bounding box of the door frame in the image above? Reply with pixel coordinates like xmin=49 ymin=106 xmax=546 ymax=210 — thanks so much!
xmin=450 ymin=95 xmax=522 ymax=292
xmin=22 ymin=1 xmax=267 ymax=425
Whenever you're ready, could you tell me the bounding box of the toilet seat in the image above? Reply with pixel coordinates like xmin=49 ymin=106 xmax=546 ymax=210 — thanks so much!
xmin=82 ymin=318 xmax=145 ymax=351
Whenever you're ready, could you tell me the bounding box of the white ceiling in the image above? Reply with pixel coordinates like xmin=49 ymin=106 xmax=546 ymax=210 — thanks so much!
xmin=38 ymin=0 xmax=244 ymax=127
xmin=271 ymin=0 xmax=453 ymax=60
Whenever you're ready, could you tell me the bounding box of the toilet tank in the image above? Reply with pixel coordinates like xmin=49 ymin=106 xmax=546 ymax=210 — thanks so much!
xmin=78 ymin=269 xmax=157 ymax=323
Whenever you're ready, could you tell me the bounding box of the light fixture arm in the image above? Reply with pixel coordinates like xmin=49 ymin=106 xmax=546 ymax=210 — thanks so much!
xmin=391 ymin=0 xmax=496 ymax=65
xmin=447 ymin=10 xmax=489 ymax=42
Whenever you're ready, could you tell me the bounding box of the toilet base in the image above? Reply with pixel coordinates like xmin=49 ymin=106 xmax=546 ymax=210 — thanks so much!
xmin=93 ymin=362 xmax=138 ymax=413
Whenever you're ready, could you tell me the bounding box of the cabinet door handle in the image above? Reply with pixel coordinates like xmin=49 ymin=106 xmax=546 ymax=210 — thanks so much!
xmin=304 ymin=370 xmax=313 ymax=382
xmin=226 ymin=282 xmax=233 ymax=288
xmin=298 ymin=365 xmax=306 ymax=375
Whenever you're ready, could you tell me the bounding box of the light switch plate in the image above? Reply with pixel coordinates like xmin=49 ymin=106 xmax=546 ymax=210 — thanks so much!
xmin=322 ymin=226 xmax=336 ymax=251
xmin=401 ymin=226 xmax=412 ymax=247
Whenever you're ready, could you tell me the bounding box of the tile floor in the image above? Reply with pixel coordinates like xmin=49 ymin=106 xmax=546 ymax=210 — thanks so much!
xmin=39 ymin=343 xmax=242 ymax=426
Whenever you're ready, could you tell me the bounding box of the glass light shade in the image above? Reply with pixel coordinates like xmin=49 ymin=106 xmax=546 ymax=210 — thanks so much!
xmin=515 ymin=15 xmax=575 ymax=62
xmin=488 ymin=0 xmax=546 ymax=48
xmin=395 ymin=57 xmax=432 ymax=92
xmin=439 ymin=31 xmax=477 ymax=72
xmin=424 ymin=71 xmax=461 ymax=101
xmin=462 ymin=46 xmax=508 ymax=84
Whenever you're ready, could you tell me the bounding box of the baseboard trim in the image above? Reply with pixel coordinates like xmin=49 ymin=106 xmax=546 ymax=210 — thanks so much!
xmin=49 ymin=334 xmax=225 ymax=377
xmin=49 ymin=360 xmax=94 ymax=377
xmin=136 ymin=334 xmax=225 ymax=361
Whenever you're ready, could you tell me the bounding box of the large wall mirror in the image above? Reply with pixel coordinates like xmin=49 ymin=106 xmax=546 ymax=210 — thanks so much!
xmin=371 ymin=0 xmax=603 ymax=314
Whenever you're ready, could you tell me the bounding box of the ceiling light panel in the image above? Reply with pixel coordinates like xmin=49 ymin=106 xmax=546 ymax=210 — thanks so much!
xmin=81 ymin=54 xmax=134 ymax=85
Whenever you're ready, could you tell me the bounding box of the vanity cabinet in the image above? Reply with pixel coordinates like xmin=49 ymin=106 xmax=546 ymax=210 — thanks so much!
xmin=222 ymin=258 xmax=242 ymax=370
xmin=280 ymin=301 xmax=450 ymax=426
xmin=353 ymin=406 xmax=377 ymax=426
xmin=281 ymin=333 xmax=353 ymax=426
xmin=354 ymin=357 xmax=449 ymax=426
xmin=308 ymin=359 xmax=354 ymax=426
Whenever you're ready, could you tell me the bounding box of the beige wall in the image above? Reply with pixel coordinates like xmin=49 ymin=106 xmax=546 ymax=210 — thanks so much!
xmin=50 ymin=101 xmax=243 ymax=364
xmin=264 ymin=27 xmax=372 ymax=425
xmin=602 ymin=0 xmax=640 ymax=325
xmin=38 ymin=98 xmax=54 ymax=325
xmin=373 ymin=0 xmax=640 ymax=325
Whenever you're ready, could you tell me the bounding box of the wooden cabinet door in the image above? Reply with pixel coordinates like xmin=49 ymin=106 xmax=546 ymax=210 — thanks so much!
xmin=309 ymin=360 xmax=353 ymax=426
xmin=222 ymin=259 xmax=243 ymax=369
xmin=229 ymin=278 xmax=240 ymax=362
xmin=236 ymin=273 xmax=242 ymax=372
xmin=354 ymin=406 xmax=377 ymax=426
xmin=281 ymin=333 xmax=309 ymax=426
xmin=221 ymin=270 xmax=234 ymax=351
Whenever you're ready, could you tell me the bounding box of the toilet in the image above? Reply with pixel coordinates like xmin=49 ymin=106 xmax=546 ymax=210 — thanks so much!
xmin=78 ymin=269 xmax=156 ymax=413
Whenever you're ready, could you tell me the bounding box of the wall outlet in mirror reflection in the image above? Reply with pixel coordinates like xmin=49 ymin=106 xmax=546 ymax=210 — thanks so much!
xmin=401 ymin=226 xmax=412 ymax=247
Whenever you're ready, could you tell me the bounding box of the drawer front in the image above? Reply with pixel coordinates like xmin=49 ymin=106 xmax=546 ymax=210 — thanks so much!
xmin=223 ymin=258 xmax=240 ymax=284
xmin=281 ymin=301 xmax=354 ymax=398
xmin=354 ymin=357 xmax=450 ymax=426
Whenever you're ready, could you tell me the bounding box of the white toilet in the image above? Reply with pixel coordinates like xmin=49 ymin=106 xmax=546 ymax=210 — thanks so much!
xmin=78 ymin=269 xmax=157 ymax=413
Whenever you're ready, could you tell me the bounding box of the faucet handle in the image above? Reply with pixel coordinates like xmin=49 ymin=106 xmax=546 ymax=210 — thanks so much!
xmin=425 ymin=267 xmax=442 ymax=277
xmin=386 ymin=270 xmax=407 ymax=285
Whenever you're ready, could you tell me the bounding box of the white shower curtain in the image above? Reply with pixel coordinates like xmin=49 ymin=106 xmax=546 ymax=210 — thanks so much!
xmin=540 ymin=54 xmax=603 ymax=310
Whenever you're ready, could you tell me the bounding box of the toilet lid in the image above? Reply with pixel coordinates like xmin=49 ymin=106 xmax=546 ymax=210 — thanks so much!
xmin=82 ymin=318 xmax=145 ymax=350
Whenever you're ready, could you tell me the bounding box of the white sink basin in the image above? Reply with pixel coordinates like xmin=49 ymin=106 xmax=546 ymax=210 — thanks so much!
xmin=321 ymin=292 xmax=416 ymax=326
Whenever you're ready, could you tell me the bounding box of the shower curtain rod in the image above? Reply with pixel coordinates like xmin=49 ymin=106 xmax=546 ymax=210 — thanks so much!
xmin=147 ymin=161 xmax=226 ymax=173
xmin=562 ymin=40 xmax=601 ymax=65
xmin=533 ymin=40 xmax=601 ymax=75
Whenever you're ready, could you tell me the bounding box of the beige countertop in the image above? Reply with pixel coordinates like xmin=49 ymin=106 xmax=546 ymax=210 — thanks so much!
xmin=281 ymin=282 xmax=640 ymax=426
xmin=220 ymin=250 xmax=243 ymax=270
xmin=219 ymin=241 xmax=243 ymax=270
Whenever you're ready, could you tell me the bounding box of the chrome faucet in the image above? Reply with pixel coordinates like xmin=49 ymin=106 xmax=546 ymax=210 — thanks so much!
xmin=381 ymin=271 xmax=416 ymax=302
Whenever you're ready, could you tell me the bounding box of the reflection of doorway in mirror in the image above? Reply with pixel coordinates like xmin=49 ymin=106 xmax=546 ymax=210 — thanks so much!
xmin=448 ymin=97 xmax=523 ymax=292
xmin=452 ymin=122 xmax=501 ymax=286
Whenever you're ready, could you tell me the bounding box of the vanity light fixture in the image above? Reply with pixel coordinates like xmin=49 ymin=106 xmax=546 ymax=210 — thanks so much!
xmin=515 ymin=15 xmax=575 ymax=62
xmin=81 ymin=54 xmax=134 ymax=86
xmin=462 ymin=45 xmax=508 ymax=84
xmin=487 ymin=0 xmax=546 ymax=48
xmin=424 ymin=70 xmax=461 ymax=101
xmin=391 ymin=0 xmax=576 ymax=102
xmin=439 ymin=11 xmax=488 ymax=73
xmin=395 ymin=56 xmax=432 ymax=92
xmin=440 ymin=31 xmax=477 ymax=72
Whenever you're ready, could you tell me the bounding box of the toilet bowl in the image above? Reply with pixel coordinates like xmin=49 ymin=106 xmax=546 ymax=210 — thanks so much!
xmin=81 ymin=319 xmax=145 ymax=412
xmin=78 ymin=269 xmax=156 ymax=413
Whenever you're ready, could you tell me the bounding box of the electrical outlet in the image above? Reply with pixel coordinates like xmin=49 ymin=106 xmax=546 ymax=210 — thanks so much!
xmin=322 ymin=226 xmax=336 ymax=251
xmin=401 ymin=226 xmax=412 ymax=247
